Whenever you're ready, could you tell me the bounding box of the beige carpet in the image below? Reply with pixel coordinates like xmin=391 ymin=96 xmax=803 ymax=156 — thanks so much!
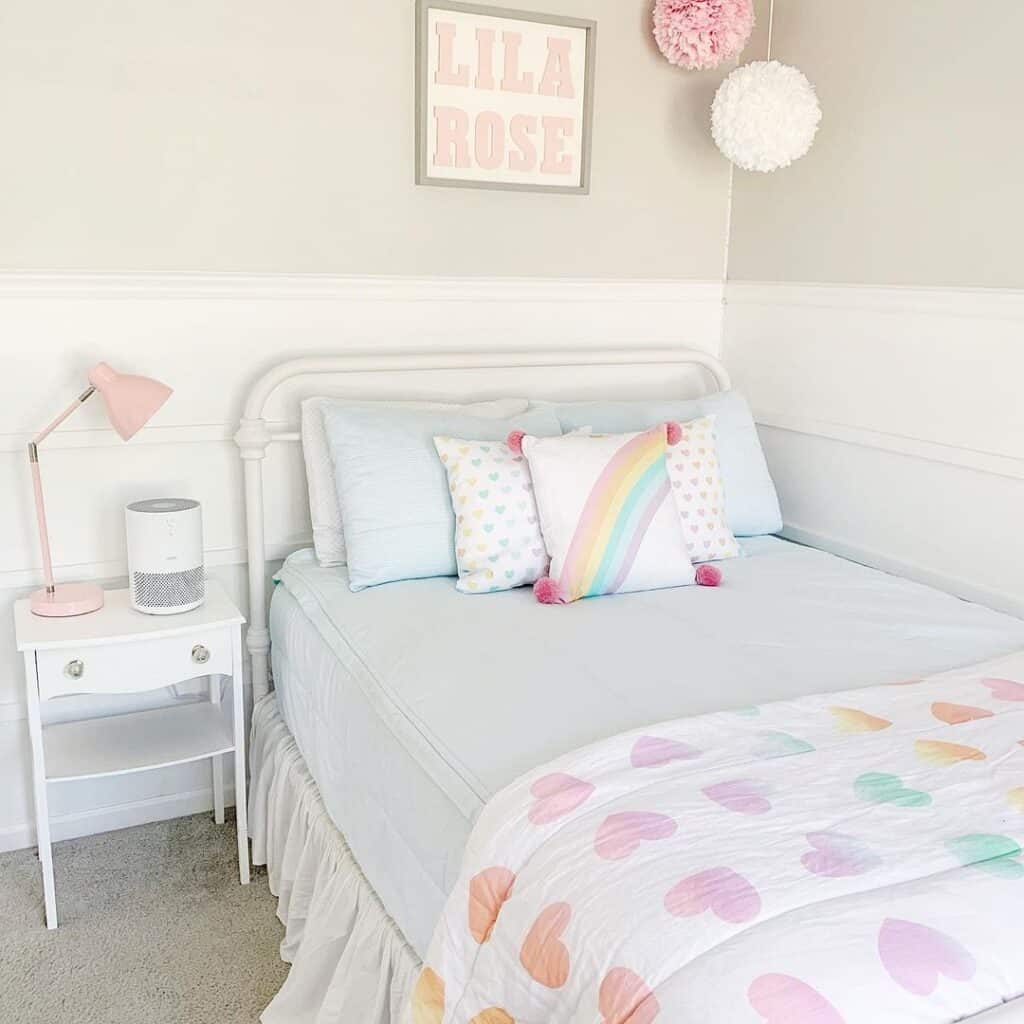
xmin=0 ymin=812 xmax=288 ymax=1024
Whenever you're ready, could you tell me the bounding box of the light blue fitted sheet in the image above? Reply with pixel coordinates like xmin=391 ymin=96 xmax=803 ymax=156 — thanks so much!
xmin=269 ymin=538 xmax=1024 ymax=956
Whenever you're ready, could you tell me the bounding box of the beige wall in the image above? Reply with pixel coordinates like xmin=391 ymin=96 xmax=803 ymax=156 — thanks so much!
xmin=729 ymin=0 xmax=1024 ymax=288
xmin=0 ymin=0 xmax=732 ymax=278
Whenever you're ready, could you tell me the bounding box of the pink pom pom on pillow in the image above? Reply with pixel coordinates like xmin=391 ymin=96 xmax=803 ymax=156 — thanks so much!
xmin=534 ymin=577 xmax=562 ymax=604
xmin=653 ymin=0 xmax=755 ymax=71
xmin=507 ymin=429 xmax=526 ymax=455
xmin=695 ymin=564 xmax=722 ymax=587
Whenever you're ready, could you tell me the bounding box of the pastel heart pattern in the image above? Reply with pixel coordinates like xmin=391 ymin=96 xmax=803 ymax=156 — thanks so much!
xmin=468 ymin=866 xmax=516 ymax=943
xmin=981 ymin=677 xmax=1024 ymax=701
xmin=854 ymin=772 xmax=931 ymax=807
xmin=519 ymin=902 xmax=571 ymax=989
xmin=411 ymin=967 xmax=445 ymax=1024
xmin=528 ymin=773 xmax=595 ymax=825
xmin=801 ymin=831 xmax=881 ymax=877
xmin=878 ymin=918 xmax=976 ymax=995
xmin=599 ymin=967 xmax=660 ymax=1024
xmin=753 ymin=731 xmax=815 ymax=759
xmin=595 ymin=811 xmax=677 ymax=861
xmin=630 ymin=735 xmax=701 ymax=768
xmin=931 ymin=701 xmax=994 ymax=725
xmin=702 ymin=779 xmax=772 ymax=815
xmin=946 ymin=833 xmax=1024 ymax=879
xmin=829 ymin=707 xmax=892 ymax=734
xmin=1010 ymin=787 xmax=1024 ymax=813
xmin=748 ymin=974 xmax=844 ymax=1024
xmin=914 ymin=739 xmax=986 ymax=765
xmin=664 ymin=867 xmax=761 ymax=924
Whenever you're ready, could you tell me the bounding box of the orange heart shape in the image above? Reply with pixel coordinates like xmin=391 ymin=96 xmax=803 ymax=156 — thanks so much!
xmin=411 ymin=967 xmax=444 ymax=1024
xmin=914 ymin=739 xmax=986 ymax=765
xmin=520 ymin=903 xmax=571 ymax=989
xmin=469 ymin=866 xmax=516 ymax=944
xmin=599 ymin=967 xmax=660 ymax=1024
xmin=469 ymin=1011 xmax=515 ymax=1024
xmin=932 ymin=702 xmax=994 ymax=726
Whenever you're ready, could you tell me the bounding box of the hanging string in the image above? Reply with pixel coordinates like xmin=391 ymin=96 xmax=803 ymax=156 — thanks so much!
xmin=766 ymin=0 xmax=775 ymax=61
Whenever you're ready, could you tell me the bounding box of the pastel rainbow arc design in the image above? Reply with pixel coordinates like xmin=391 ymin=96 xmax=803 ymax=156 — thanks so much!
xmin=559 ymin=428 xmax=671 ymax=601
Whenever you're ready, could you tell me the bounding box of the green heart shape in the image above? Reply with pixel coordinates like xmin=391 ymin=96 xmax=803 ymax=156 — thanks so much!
xmin=854 ymin=772 xmax=932 ymax=808
xmin=946 ymin=834 xmax=1024 ymax=879
xmin=754 ymin=731 xmax=815 ymax=759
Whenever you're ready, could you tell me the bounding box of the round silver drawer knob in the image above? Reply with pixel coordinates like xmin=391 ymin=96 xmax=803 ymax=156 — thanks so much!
xmin=191 ymin=644 xmax=211 ymax=665
xmin=64 ymin=659 xmax=85 ymax=680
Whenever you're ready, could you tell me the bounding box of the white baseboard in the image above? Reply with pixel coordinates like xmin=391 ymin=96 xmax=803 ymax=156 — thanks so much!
xmin=781 ymin=522 xmax=1024 ymax=620
xmin=0 ymin=783 xmax=236 ymax=853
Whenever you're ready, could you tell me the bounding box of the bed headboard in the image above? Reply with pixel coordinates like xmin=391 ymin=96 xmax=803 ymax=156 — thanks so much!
xmin=234 ymin=348 xmax=730 ymax=700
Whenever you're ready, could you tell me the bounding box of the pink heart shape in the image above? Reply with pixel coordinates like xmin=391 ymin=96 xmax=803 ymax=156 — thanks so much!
xmin=801 ymin=832 xmax=881 ymax=877
xmin=664 ymin=867 xmax=761 ymax=924
xmin=519 ymin=902 xmax=572 ymax=989
xmin=595 ymin=812 xmax=677 ymax=861
xmin=528 ymin=773 xmax=595 ymax=825
xmin=748 ymin=974 xmax=844 ymax=1024
xmin=702 ymin=779 xmax=772 ymax=815
xmin=981 ymin=677 xmax=1024 ymax=701
xmin=878 ymin=918 xmax=976 ymax=995
xmin=599 ymin=967 xmax=660 ymax=1024
xmin=630 ymin=735 xmax=701 ymax=768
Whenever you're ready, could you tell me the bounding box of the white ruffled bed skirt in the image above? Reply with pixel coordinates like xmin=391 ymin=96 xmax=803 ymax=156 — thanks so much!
xmin=249 ymin=693 xmax=421 ymax=1024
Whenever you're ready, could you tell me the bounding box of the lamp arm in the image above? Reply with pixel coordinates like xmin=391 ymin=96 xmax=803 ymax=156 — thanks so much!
xmin=28 ymin=386 xmax=96 ymax=594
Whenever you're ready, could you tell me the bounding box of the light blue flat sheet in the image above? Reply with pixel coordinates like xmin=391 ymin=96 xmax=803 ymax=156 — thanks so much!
xmin=270 ymin=537 xmax=1024 ymax=956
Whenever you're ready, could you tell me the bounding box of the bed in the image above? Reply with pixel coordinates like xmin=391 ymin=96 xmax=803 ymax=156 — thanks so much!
xmin=237 ymin=351 xmax=1024 ymax=1024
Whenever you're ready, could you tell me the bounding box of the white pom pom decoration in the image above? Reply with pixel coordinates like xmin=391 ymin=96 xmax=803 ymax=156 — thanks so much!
xmin=711 ymin=60 xmax=821 ymax=173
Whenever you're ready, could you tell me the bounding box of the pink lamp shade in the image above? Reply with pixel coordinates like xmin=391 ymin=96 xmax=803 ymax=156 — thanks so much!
xmin=87 ymin=362 xmax=172 ymax=441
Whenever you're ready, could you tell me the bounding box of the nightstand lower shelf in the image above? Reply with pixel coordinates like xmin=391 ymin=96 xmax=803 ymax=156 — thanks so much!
xmin=43 ymin=702 xmax=235 ymax=783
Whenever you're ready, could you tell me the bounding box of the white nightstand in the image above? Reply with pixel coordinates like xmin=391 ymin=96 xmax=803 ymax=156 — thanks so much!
xmin=13 ymin=578 xmax=250 ymax=929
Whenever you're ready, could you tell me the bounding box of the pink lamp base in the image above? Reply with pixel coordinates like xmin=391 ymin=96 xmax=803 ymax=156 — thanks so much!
xmin=30 ymin=582 xmax=105 ymax=618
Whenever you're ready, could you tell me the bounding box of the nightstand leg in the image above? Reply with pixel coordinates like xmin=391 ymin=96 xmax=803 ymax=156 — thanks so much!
xmin=24 ymin=654 xmax=57 ymax=929
xmin=231 ymin=631 xmax=250 ymax=885
xmin=209 ymin=676 xmax=225 ymax=825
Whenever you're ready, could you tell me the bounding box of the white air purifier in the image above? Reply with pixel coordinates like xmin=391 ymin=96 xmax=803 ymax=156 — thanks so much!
xmin=125 ymin=499 xmax=205 ymax=614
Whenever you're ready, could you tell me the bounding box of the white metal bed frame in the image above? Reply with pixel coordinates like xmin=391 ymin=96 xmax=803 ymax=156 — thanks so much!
xmin=233 ymin=347 xmax=731 ymax=701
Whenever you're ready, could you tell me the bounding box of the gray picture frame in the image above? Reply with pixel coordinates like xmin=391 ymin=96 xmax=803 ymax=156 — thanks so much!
xmin=415 ymin=0 xmax=597 ymax=195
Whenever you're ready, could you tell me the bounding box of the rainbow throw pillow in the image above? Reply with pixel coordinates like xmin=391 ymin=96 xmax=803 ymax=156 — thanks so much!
xmin=519 ymin=425 xmax=700 ymax=604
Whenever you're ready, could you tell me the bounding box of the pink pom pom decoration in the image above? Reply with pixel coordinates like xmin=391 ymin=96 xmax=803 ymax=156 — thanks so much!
xmin=695 ymin=564 xmax=723 ymax=587
xmin=665 ymin=421 xmax=682 ymax=446
xmin=507 ymin=429 xmax=526 ymax=455
xmin=653 ymin=0 xmax=755 ymax=71
xmin=534 ymin=577 xmax=562 ymax=604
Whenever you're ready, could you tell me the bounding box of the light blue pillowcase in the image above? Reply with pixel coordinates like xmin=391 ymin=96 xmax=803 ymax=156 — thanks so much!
xmin=325 ymin=404 xmax=561 ymax=591
xmin=544 ymin=391 xmax=782 ymax=536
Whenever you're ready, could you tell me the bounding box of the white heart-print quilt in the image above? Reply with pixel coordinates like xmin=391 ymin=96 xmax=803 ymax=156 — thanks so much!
xmin=409 ymin=651 xmax=1024 ymax=1023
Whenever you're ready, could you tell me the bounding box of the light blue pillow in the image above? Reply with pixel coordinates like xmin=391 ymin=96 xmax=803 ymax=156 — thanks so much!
xmin=544 ymin=391 xmax=782 ymax=536
xmin=325 ymin=405 xmax=561 ymax=590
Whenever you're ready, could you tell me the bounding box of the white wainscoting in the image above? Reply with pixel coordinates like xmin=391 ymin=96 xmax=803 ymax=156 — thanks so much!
xmin=724 ymin=281 xmax=1024 ymax=618
xmin=0 ymin=272 xmax=723 ymax=852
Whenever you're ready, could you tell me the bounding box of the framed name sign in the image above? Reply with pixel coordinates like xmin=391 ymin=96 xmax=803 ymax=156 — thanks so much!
xmin=416 ymin=1 xmax=596 ymax=194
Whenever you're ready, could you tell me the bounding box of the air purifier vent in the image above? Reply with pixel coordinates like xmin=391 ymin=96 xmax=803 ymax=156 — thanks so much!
xmin=131 ymin=567 xmax=205 ymax=611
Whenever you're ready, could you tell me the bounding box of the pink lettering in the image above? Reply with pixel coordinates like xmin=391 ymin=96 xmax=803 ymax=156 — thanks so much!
xmin=540 ymin=116 xmax=574 ymax=175
xmin=538 ymin=37 xmax=575 ymax=99
xmin=434 ymin=22 xmax=469 ymax=86
xmin=500 ymin=32 xmax=534 ymax=93
xmin=434 ymin=106 xmax=471 ymax=168
xmin=475 ymin=28 xmax=496 ymax=89
xmin=508 ymin=114 xmax=538 ymax=172
xmin=474 ymin=111 xmax=505 ymax=170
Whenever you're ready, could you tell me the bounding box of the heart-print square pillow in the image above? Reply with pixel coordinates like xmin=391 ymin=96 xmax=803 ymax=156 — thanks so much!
xmin=434 ymin=435 xmax=549 ymax=594
xmin=666 ymin=415 xmax=741 ymax=563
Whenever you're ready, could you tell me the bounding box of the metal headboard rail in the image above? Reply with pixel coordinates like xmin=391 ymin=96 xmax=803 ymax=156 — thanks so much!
xmin=234 ymin=348 xmax=731 ymax=699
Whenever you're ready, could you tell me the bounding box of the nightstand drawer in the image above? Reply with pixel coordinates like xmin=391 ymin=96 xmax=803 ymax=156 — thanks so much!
xmin=35 ymin=628 xmax=233 ymax=700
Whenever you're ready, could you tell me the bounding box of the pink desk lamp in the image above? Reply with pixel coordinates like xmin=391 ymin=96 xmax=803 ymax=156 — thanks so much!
xmin=29 ymin=362 xmax=172 ymax=617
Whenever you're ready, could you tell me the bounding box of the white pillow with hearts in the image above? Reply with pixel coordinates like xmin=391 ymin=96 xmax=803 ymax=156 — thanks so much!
xmin=667 ymin=415 xmax=741 ymax=562
xmin=434 ymin=435 xmax=549 ymax=594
